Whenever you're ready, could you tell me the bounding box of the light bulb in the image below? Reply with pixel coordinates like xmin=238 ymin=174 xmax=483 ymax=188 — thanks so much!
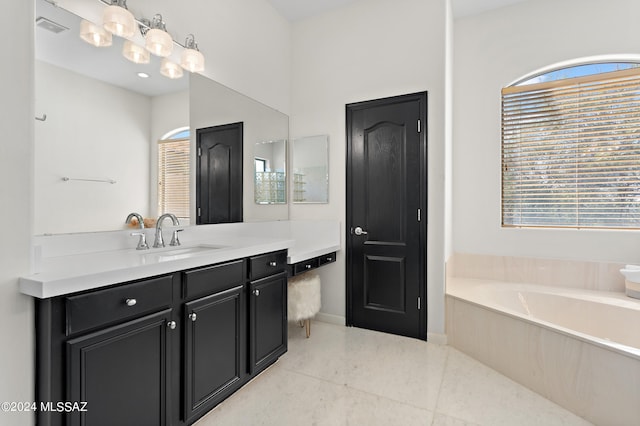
xmin=79 ymin=19 xmax=112 ymax=47
xmin=102 ymin=4 xmax=136 ymax=38
xmin=160 ymin=58 xmax=183 ymax=79
xmin=123 ymin=40 xmax=150 ymax=64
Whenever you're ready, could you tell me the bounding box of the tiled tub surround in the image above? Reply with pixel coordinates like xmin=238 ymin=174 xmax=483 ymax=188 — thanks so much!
xmin=446 ymin=253 xmax=640 ymax=426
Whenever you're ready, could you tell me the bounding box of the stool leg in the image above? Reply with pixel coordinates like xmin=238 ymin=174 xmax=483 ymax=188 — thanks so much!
xmin=305 ymin=319 xmax=310 ymax=338
xmin=299 ymin=320 xmax=304 ymax=328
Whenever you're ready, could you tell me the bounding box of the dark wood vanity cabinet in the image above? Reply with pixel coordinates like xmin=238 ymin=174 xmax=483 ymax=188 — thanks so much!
xmin=35 ymin=250 xmax=288 ymax=426
xmin=67 ymin=309 xmax=174 ymax=426
xmin=182 ymin=260 xmax=246 ymax=423
xmin=249 ymin=272 xmax=288 ymax=374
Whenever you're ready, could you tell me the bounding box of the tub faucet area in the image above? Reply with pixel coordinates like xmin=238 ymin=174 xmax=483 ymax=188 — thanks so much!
xmin=153 ymin=213 xmax=181 ymax=248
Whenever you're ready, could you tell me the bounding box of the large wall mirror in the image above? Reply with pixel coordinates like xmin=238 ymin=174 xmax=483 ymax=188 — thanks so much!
xmin=292 ymin=135 xmax=329 ymax=203
xmin=33 ymin=0 xmax=288 ymax=235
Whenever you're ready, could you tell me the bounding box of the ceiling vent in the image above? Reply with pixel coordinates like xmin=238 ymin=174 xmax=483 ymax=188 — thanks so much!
xmin=35 ymin=16 xmax=69 ymax=34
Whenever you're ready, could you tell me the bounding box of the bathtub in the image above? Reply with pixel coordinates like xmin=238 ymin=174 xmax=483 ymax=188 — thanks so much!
xmin=446 ymin=277 xmax=640 ymax=425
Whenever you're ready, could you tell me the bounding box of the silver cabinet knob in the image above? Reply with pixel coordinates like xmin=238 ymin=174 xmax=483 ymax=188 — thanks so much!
xmin=305 ymin=264 xmax=312 ymax=269
xmin=125 ymin=298 xmax=137 ymax=307
xmin=327 ymin=257 xmax=333 ymax=261
xmin=167 ymin=321 xmax=177 ymax=330
xmin=253 ymin=289 xmax=260 ymax=296
xmin=189 ymin=313 xmax=197 ymax=322
xmin=354 ymin=226 xmax=368 ymax=236
xmin=269 ymin=261 xmax=277 ymax=267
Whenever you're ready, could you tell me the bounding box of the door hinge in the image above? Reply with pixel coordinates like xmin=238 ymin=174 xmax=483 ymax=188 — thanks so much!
xmin=417 ymin=119 xmax=421 ymax=133
xmin=197 ymin=147 xmax=202 ymax=157
xmin=197 ymin=207 xmax=201 ymax=217
xmin=417 ymin=297 xmax=421 ymax=310
xmin=417 ymin=208 xmax=421 ymax=222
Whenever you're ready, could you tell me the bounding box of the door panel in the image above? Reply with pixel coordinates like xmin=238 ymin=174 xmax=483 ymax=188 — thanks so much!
xmin=196 ymin=122 xmax=243 ymax=224
xmin=364 ymin=255 xmax=406 ymax=313
xmin=366 ymin=123 xmax=406 ymax=243
xmin=347 ymin=92 xmax=427 ymax=340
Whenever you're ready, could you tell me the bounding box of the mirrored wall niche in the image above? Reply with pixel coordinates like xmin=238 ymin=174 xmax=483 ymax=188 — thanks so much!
xmin=33 ymin=0 xmax=289 ymax=234
xmin=292 ymin=135 xmax=329 ymax=203
xmin=254 ymin=140 xmax=287 ymax=204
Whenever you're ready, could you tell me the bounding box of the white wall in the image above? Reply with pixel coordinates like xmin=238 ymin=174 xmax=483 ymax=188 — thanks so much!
xmin=289 ymin=0 xmax=450 ymax=334
xmin=0 ymin=1 xmax=34 ymax=425
xmin=453 ymin=0 xmax=640 ymax=264
xmin=34 ymin=62 xmax=151 ymax=234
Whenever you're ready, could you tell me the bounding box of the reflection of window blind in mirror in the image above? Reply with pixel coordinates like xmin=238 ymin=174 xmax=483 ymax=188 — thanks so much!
xmin=158 ymin=139 xmax=190 ymax=219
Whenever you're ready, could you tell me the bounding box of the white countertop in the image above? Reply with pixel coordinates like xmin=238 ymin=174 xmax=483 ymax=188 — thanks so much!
xmin=20 ymin=220 xmax=341 ymax=299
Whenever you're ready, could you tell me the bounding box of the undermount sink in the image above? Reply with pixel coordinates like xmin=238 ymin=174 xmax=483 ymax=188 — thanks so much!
xmin=142 ymin=244 xmax=226 ymax=262
xmin=619 ymin=265 xmax=640 ymax=299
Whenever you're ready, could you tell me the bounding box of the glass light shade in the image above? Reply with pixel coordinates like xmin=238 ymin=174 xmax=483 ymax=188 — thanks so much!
xmin=79 ymin=20 xmax=112 ymax=47
xmin=122 ymin=40 xmax=150 ymax=64
xmin=145 ymin=28 xmax=173 ymax=57
xmin=102 ymin=4 xmax=136 ymax=38
xmin=180 ymin=48 xmax=205 ymax=73
xmin=160 ymin=58 xmax=183 ymax=79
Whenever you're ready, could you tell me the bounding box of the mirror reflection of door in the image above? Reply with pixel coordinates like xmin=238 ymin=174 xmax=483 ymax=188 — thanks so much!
xmin=254 ymin=140 xmax=287 ymax=204
xmin=196 ymin=122 xmax=243 ymax=224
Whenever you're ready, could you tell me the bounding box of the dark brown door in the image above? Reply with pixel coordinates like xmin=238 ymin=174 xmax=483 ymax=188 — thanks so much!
xmin=346 ymin=92 xmax=427 ymax=340
xmin=196 ymin=122 xmax=243 ymax=224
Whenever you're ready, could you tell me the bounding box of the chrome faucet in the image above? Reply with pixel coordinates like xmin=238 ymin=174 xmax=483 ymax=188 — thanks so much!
xmin=153 ymin=213 xmax=181 ymax=248
xmin=126 ymin=213 xmax=149 ymax=250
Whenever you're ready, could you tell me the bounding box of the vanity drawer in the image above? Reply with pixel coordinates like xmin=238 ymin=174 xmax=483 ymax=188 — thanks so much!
xmin=65 ymin=275 xmax=173 ymax=336
xmin=293 ymin=258 xmax=320 ymax=275
xmin=183 ymin=259 xmax=246 ymax=300
xmin=249 ymin=250 xmax=287 ymax=280
xmin=319 ymin=252 xmax=337 ymax=266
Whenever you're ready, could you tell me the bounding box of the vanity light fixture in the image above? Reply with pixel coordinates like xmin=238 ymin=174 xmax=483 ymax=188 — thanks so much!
xmin=180 ymin=34 xmax=205 ymax=73
xmin=160 ymin=58 xmax=183 ymax=79
xmin=122 ymin=40 xmax=150 ymax=64
xmin=79 ymin=19 xmax=112 ymax=47
xmin=102 ymin=0 xmax=136 ymax=38
xmin=144 ymin=14 xmax=173 ymax=57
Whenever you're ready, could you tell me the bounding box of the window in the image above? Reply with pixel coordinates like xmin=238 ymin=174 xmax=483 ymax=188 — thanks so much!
xmin=501 ymin=63 xmax=640 ymax=229
xmin=158 ymin=129 xmax=190 ymax=219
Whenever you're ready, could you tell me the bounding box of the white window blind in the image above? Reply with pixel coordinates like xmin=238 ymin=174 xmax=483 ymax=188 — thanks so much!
xmin=502 ymin=67 xmax=640 ymax=228
xmin=158 ymin=138 xmax=190 ymax=219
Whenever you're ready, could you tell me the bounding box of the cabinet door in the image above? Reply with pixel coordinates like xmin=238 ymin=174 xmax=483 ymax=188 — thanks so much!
xmin=66 ymin=309 xmax=173 ymax=426
xmin=183 ymin=285 xmax=245 ymax=422
xmin=249 ymin=272 xmax=288 ymax=375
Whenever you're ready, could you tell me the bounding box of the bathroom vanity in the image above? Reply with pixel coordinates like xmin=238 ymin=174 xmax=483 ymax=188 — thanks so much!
xmin=21 ymin=221 xmax=340 ymax=426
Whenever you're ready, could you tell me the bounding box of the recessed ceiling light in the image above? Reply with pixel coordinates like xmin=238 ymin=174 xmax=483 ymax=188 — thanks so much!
xmin=137 ymin=72 xmax=150 ymax=79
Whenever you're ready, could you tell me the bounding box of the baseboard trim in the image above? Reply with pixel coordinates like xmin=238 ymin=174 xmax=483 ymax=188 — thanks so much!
xmin=314 ymin=312 xmax=346 ymax=326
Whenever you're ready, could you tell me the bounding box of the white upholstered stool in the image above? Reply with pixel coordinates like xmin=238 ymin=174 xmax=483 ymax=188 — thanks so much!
xmin=287 ymin=272 xmax=321 ymax=338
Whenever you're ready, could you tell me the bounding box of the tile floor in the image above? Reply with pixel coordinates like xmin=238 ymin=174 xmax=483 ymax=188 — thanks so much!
xmin=195 ymin=321 xmax=592 ymax=426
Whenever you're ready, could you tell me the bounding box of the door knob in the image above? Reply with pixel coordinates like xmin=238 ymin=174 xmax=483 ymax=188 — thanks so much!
xmin=189 ymin=313 xmax=197 ymax=322
xmin=253 ymin=289 xmax=260 ymax=296
xmin=353 ymin=226 xmax=368 ymax=236
xmin=167 ymin=321 xmax=177 ymax=330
